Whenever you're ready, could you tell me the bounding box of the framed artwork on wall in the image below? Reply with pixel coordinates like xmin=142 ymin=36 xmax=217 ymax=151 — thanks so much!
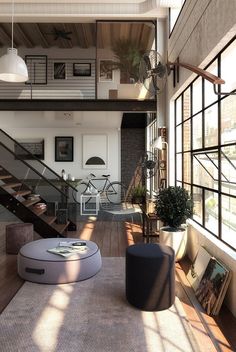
xmin=25 ymin=55 xmax=47 ymax=85
xmin=55 ymin=136 xmax=73 ymax=162
xmin=82 ymin=134 xmax=107 ymax=169
xmin=53 ymin=62 xmax=66 ymax=80
xmin=73 ymin=63 xmax=91 ymax=76
xmin=99 ymin=60 xmax=114 ymax=82
xmin=14 ymin=139 xmax=44 ymax=160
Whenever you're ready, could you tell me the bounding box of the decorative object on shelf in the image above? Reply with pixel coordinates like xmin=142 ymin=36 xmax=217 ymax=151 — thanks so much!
xmin=25 ymin=55 xmax=47 ymax=85
xmin=0 ymin=0 xmax=28 ymax=82
xmin=61 ymin=169 xmax=67 ymax=180
xmin=151 ymin=134 xmax=168 ymax=188
xmin=155 ymin=186 xmax=193 ymax=261
xmin=53 ymin=62 xmax=66 ymax=80
xmin=55 ymin=136 xmax=73 ymax=162
xmin=73 ymin=63 xmax=91 ymax=76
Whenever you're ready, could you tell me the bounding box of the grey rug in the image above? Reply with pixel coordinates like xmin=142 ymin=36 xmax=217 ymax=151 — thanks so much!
xmin=0 ymin=258 xmax=201 ymax=352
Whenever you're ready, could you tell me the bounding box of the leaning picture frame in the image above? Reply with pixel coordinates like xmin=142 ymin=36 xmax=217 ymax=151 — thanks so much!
xmin=55 ymin=136 xmax=73 ymax=162
xmin=73 ymin=63 xmax=91 ymax=76
xmin=99 ymin=60 xmax=114 ymax=82
xmin=53 ymin=62 xmax=66 ymax=80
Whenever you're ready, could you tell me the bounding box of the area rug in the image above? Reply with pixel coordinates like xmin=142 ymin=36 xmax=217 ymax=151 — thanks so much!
xmin=0 ymin=258 xmax=201 ymax=352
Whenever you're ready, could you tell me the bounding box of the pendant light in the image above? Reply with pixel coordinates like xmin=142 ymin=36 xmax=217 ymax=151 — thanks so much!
xmin=0 ymin=0 xmax=28 ymax=82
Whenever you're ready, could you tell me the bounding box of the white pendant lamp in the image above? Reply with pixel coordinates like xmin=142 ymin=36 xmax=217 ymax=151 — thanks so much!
xmin=0 ymin=0 xmax=28 ymax=82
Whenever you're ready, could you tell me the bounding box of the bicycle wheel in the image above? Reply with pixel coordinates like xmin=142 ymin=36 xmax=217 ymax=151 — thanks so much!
xmin=106 ymin=182 xmax=127 ymax=205
xmin=72 ymin=182 xmax=91 ymax=204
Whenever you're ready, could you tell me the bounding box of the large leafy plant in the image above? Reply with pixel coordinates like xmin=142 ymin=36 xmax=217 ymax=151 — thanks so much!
xmin=155 ymin=186 xmax=193 ymax=230
xmin=110 ymin=39 xmax=144 ymax=83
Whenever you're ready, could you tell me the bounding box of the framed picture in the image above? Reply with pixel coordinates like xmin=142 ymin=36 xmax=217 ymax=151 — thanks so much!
xmin=55 ymin=137 xmax=73 ymax=162
xmin=99 ymin=60 xmax=114 ymax=82
xmin=82 ymin=134 xmax=107 ymax=169
xmin=73 ymin=63 xmax=91 ymax=76
xmin=14 ymin=139 xmax=44 ymax=160
xmin=25 ymin=55 xmax=47 ymax=85
xmin=53 ymin=62 xmax=66 ymax=80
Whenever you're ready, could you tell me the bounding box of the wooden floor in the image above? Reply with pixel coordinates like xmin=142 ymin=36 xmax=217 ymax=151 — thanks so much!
xmin=0 ymin=219 xmax=236 ymax=352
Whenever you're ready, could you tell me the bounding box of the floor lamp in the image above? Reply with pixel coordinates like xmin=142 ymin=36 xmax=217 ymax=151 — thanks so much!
xmin=151 ymin=136 xmax=169 ymax=188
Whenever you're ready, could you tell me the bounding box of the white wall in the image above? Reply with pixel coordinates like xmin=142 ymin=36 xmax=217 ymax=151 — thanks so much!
xmin=167 ymin=0 xmax=236 ymax=316
xmin=0 ymin=111 xmax=122 ymax=182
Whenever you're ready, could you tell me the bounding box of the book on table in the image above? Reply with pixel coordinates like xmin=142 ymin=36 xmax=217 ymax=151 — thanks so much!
xmin=47 ymin=241 xmax=88 ymax=258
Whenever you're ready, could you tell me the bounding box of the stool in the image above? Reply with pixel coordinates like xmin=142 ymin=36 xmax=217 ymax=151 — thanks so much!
xmin=6 ymin=223 xmax=34 ymax=254
xmin=126 ymin=243 xmax=175 ymax=311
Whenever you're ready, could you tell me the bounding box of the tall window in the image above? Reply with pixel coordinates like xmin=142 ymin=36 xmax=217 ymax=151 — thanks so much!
xmin=175 ymin=37 xmax=236 ymax=251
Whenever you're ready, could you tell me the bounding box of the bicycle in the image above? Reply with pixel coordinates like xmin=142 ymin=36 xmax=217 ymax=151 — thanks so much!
xmin=72 ymin=173 xmax=127 ymax=205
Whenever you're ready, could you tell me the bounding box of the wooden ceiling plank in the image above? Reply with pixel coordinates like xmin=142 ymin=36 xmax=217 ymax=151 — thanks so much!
xmin=14 ymin=24 xmax=34 ymax=48
xmin=34 ymin=24 xmax=50 ymax=48
xmin=0 ymin=25 xmax=12 ymax=47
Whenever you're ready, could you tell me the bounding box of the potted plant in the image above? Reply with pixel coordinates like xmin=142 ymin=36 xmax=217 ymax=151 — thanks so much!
xmin=131 ymin=185 xmax=147 ymax=204
xmin=155 ymin=186 xmax=193 ymax=261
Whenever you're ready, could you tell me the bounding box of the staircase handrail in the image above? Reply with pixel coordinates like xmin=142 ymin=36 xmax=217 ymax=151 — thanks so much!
xmin=0 ymin=128 xmax=77 ymax=192
xmin=0 ymin=142 xmax=69 ymax=198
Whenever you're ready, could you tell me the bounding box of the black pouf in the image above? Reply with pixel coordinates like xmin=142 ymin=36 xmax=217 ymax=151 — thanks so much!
xmin=126 ymin=243 xmax=175 ymax=311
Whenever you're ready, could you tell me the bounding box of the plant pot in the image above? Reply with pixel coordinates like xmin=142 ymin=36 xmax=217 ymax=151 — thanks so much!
xmin=131 ymin=196 xmax=146 ymax=205
xmin=159 ymin=226 xmax=187 ymax=262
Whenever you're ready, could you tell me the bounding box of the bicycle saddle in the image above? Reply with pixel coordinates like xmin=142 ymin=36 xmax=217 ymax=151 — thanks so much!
xmin=90 ymin=173 xmax=96 ymax=178
xmin=102 ymin=174 xmax=110 ymax=178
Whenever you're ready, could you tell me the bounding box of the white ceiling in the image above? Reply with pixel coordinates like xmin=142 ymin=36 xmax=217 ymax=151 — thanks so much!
xmin=0 ymin=0 xmax=168 ymax=22
xmin=0 ymin=111 xmax=123 ymax=129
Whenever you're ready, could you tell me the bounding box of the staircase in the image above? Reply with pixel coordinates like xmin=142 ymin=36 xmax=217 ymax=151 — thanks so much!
xmin=0 ymin=129 xmax=78 ymax=238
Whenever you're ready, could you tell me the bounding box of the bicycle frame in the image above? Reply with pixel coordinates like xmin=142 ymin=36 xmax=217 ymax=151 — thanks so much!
xmin=87 ymin=177 xmax=110 ymax=193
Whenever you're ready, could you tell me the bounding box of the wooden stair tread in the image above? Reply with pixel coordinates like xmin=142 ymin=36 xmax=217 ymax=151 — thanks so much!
xmin=12 ymin=190 xmax=31 ymax=197
xmin=31 ymin=207 xmax=47 ymax=216
xmin=2 ymin=182 xmax=22 ymax=189
xmin=0 ymin=175 xmax=12 ymax=180
xmin=40 ymin=214 xmax=57 ymax=225
xmin=51 ymin=221 xmax=69 ymax=234
xmin=22 ymin=197 xmax=41 ymax=207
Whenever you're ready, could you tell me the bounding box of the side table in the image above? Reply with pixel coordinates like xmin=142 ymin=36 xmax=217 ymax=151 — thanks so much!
xmin=140 ymin=205 xmax=160 ymax=242
xmin=80 ymin=193 xmax=100 ymax=215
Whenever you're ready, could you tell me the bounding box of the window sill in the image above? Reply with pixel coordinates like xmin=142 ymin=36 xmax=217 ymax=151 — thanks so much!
xmin=187 ymin=219 xmax=236 ymax=261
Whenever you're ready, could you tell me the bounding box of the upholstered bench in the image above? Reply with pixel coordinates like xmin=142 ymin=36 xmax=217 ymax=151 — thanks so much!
xmin=126 ymin=243 xmax=175 ymax=311
xmin=18 ymin=238 xmax=102 ymax=284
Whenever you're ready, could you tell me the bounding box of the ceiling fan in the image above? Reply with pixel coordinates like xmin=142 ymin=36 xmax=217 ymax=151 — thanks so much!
xmin=47 ymin=28 xmax=72 ymax=41
xmin=139 ymin=50 xmax=236 ymax=96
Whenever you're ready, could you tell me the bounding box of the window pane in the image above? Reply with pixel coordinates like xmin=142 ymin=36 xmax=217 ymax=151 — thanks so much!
xmin=183 ymin=119 xmax=191 ymax=151
xmin=193 ymin=186 xmax=203 ymax=224
xmin=192 ymin=78 xmax=202 ymax=115
xmin=221 ymin=39 xmax=236 ymax=93
xmin=176 ymin=153 xmax=182 ymax=181
xmin=221 ymin=195 xmax=236 ymax=248
xmin=221 ymin=95 xmax=236 ymax=144
xmin=204 ymin=104 xmax=218 ymax=147
xmin=176 ymin=96 xmax=182 ymax=125
xmin=193 ymin=151 xmax=219 ymax=189
xmin=221 ymin=146 xmax=236 ymax=196
xmin=192 ymin=113 xmax=202 ymax=149
xmin=183 ymin=87 xmax=191 ymax=121
xmin=183 ymin=152 xmax=191 ymax=183
xmin=205 ymin=190 xmax=218 ymax=235
xmin=176 ymin=125 xmax=182 ymax=153
xmin=204 ymin=60 xmax=218 ymax=107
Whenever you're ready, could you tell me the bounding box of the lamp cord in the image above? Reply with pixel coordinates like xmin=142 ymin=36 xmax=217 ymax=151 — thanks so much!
xmin=11 ymin=0 xmax=14 ymax=49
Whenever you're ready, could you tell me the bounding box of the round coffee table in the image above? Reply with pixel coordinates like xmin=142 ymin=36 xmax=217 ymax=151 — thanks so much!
xmin=17 ymin=238 xmax=102 ymax=284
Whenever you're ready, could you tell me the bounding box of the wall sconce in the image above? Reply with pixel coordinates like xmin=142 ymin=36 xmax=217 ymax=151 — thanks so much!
xmin=0 ymin=0 xmax=28 ymax=82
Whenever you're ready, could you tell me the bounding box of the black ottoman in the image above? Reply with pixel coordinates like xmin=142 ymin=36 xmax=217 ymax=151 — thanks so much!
xmin=126 ymin=243 xmax=175 ymax=311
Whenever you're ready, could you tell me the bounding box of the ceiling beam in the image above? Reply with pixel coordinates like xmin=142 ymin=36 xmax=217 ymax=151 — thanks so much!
xmin=0 ymin=99 xmax=156 ymax=112
xmin=14 ymin=23 xmax=34 ymax=48
xmin=33 ymin=24 xmax=50 ymax=48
